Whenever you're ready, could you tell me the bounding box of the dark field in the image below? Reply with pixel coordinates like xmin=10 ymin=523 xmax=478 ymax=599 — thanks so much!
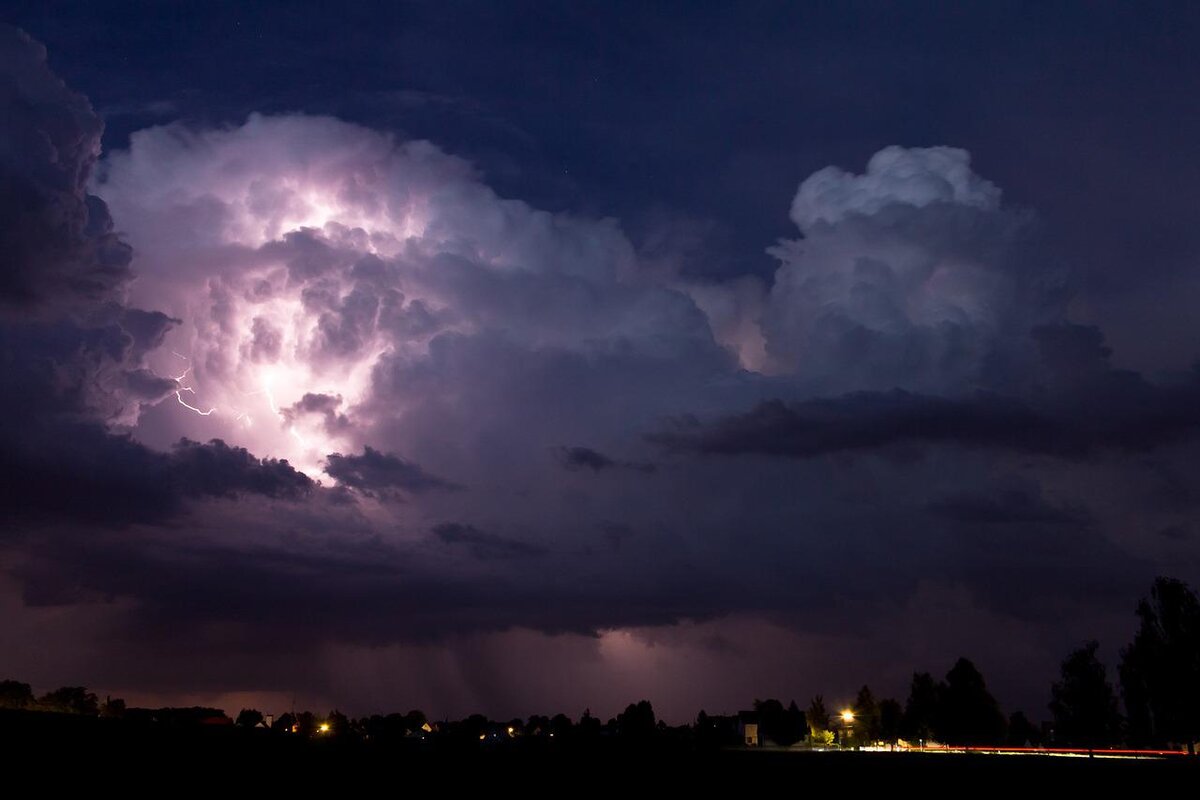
xmin=3 ymin=710 xmax=1196 ymax=791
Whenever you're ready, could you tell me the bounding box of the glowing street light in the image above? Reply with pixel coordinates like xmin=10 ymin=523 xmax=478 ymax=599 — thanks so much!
xmin=318 ymin=722 xmax=331 ymax=734
xmin=838 ymin=708 xmax=857 ymax=749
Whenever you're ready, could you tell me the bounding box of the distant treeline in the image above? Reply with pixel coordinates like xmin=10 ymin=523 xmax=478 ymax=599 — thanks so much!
xmin=3 ymin=576 xmax=1198 ymax=753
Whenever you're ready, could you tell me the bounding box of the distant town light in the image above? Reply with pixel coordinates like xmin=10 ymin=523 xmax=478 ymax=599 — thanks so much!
xmin=318 ymin=722 xmax=330 ymax=733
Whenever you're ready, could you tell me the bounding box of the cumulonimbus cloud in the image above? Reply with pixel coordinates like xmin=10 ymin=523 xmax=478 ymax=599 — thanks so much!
xmin=5 ymin=21 xmax=1200 ymax=718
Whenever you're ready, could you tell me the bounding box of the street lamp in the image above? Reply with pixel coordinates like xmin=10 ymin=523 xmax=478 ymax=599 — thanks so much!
xmin=839 ymin=709 xmax=855 ymax=748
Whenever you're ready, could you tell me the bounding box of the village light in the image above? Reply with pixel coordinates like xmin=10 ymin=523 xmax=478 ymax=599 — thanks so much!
xmin=318 ymin=722 xmax=330 ymax=733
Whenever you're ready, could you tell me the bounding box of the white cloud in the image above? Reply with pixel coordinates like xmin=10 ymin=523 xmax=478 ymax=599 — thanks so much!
xmin=790 ymin=145 xmax=1001 ymax=231
xmin=764 ymin=146 xmax=1057 ymax=394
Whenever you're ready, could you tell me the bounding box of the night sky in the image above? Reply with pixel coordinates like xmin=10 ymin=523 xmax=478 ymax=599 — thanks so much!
xmin=2 ymin=2 xmax=1199 ymax=722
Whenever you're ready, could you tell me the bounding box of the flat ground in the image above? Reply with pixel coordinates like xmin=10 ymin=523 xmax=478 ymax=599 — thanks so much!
xmin=2 ymin=711 xmax=1194 ymax=791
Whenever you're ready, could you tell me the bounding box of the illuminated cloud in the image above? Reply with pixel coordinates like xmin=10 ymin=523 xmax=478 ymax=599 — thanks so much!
xmin=93 ymin=113 xmax=721 ymax=478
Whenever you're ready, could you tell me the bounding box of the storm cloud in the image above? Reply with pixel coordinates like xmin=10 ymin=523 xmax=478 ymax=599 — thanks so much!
xmin=3 ymin=19 xmax=1200 ymax=723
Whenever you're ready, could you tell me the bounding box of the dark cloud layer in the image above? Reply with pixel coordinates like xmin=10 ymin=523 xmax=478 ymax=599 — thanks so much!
xmin=325 ymin=446 xmax=456 ymax=496
xmin=926 ymin=488 xmax=1087 ymax=527
xmin=651 ymin=357 xmax=1200 ymax=461
xmin=557 ymin=445 xmax=656 ymax=474
xmin=0 ymin=26 xmax=131 ymax=313
xmin=0 ymin=423 xmax=312 ymax=527
xmin=432 ymin=523 xmax=547 ymax=561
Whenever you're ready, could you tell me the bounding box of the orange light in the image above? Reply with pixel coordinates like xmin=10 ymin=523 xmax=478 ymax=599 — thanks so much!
xmin=841 ymin=710 xmax=855 ymax=723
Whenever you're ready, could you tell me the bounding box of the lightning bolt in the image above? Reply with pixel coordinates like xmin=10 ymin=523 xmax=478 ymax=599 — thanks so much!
xmin=167 ymin=355 xmax=311 ymax=442
xmin=170 ymin=352 xmax=217 ymax=416
xmin=244 ymin=382 xmax=307 ymax=445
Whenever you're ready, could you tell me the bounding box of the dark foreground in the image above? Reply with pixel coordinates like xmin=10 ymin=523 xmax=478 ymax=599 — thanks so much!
xmin=3 ymin=710 xmax=1195 ymax=791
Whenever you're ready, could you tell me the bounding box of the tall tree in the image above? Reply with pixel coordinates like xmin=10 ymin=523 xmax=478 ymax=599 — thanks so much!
xmin=752 ymin=698 xmax=806 ymax=745
xmin=852 ymin=685 xmax=881 ymax=745
xmin=938 ymin=658 xmax=1006 ymax=746
xmin=1049 ymin=641 xmax=1121 ymax=750
xmin=1119 ymin=577 xmax=1200 ymax=751
xmin=578 ymin=708 xmax=601 ymax=738
xmin=902 ymin=672 xmax=939 ymax=744
xmin=807 ymin=694 xmax=830 ymax=738
xmin=879 ymin=699 xmax=903 ymax=745
xmin=785 ymin=700 xmax=807 ymax=745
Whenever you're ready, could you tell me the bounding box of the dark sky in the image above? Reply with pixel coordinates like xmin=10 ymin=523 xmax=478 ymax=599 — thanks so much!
xmin=2 ymin=2 xmax=1200 ymax=722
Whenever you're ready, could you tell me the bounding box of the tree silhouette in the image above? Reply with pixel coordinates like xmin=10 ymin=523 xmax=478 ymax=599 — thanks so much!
xmin=807 ymin=695 xmax=830 ymax=739
xmin=38 ymin=686 xmax=98 ymax=715
xmin=549 ymin=713 xmax=572 ymax=738
xmin=785 ymin=700 xmax=806 ymax=745
xmin=1049 ymin=641 xmax=1121 ymax=750
xmin=578 ymin=708 xmax=601 ymax=738
xmin=1006 ymin=711 xmax=1041 ymax=747
xmin=295 ymin=710 xmax=316 ymax=735
xmin=326 ymin=709 xmax=350 ymax=734
xmin=879 ymin=698 xmax=903 ymax=745
xmin=0 ymin=680 xmax=33 ymax=710
xmin=616 ymin=700 xmax=656 ymax=739
xmin=902 ymin=672 xmax=939 ymax=744
xmin=236 ymin=708 xmax=265 ymax=728
xmin=938 ymin=658 xmax=1005 ymax=746
xmin=1119 ymin=576 xmax=1200 ymax=751
xmin=403 ymin=709 xmax=428 ymax=732
xmin=99 ymin=697 xmax=126 ymax=718
xmin=852 ymin=685 xmax=881 ymax=745
xmin=752 ymin=698 xmax=805 ymax=745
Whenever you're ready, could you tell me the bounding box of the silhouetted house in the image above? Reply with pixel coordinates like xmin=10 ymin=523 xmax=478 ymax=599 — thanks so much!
xmin=737 ymin=710 xmax=761 ymax=746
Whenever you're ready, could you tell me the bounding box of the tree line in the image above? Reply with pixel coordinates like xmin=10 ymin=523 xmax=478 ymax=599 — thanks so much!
xmin=706 ymin=576 xmax=1199 ymax=752
xmin=2 ymin=576 xmax=1197 ymax=752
